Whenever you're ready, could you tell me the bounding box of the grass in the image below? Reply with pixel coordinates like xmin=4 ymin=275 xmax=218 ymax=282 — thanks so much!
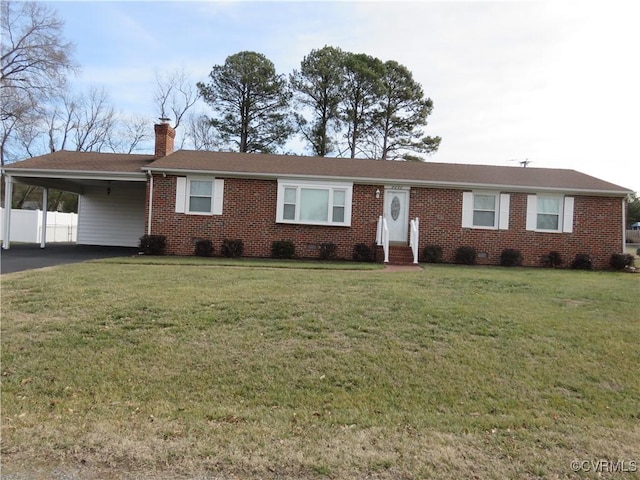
xmin=1 ymin=261 xmax=639 ymax=479
xmin=626 ymin=243 xmax=640 ymax=259
xmin=96 ymin=254 xmax=384 ymax=270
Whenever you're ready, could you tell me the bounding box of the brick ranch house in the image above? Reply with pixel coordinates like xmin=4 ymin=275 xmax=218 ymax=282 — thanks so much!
xmin=2 ymin=122 xmax=633 ymax=269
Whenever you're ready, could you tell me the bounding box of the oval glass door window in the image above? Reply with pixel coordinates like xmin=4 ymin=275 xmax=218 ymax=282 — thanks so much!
xmin=391 ymin=196 xmax=401 ymax=220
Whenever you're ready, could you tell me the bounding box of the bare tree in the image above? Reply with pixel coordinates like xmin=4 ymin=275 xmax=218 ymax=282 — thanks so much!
xmin=184 ymin=112 xmax=220 ymax=151
xmin=27 ymin=87 xmax=146 ymax=155
xmin=0 ymin=94 xmax=25 ymax=163
xmin=109 ymin=115 xmax=150 ymax=154
xmin=1 ymin=1 xmax=76 ymax=165
xmin=71 ymin=87 xmax=117 ymax=152
xmin=1 ymin=1 xmax=76 ymax=118
xmin=153 ymin=68 xmax=199 ymax=129
xmin=46 ymin=92 xmax=77 ymax=152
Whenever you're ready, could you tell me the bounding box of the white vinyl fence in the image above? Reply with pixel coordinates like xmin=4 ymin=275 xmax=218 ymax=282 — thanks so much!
xmin=627 ymin=230 xmax=640 ymax=244
xmin=0 ymin=208 xmax=78 ymax=243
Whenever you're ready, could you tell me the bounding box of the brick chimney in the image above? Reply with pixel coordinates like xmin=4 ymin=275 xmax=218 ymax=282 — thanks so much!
xmin=154 ymin=118 xmax=175 ymax=158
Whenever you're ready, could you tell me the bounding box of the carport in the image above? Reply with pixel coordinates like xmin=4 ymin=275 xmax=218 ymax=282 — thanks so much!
xmin=2 ymin=151 xmax=154 ymax=250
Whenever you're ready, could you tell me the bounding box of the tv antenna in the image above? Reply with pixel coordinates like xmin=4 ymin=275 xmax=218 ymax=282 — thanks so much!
xmin=509 ymin=158 xmax=532 ymax=168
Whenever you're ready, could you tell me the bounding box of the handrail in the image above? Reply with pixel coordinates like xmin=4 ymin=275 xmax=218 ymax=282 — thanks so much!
xmin=382 ymin=217 xmax=389 ymax=263
xmin=377 ymin=215 xmax=389 ymax=263
xmin=410 ymin=217 xmax=419 ymax=264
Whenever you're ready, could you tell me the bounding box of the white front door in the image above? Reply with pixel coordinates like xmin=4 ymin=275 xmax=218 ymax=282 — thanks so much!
xmin=384 ymin=188 xmax=409 ymax=243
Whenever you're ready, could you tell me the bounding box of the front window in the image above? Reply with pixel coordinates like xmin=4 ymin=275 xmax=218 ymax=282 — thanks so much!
xmin=300 ymin=188 xmax=330 ymax=222
xmin=283 ymin=187 xmax=296 ymax=220
xmin=333 ymin=190 xmax=345 ymax=223
xmin=189 ymin=180 xmax=213 ymax=213
xmin=473 ymin=194 xmax=496 ymax=227
xmin=537 ymin=196 xmax=561 ymax=230
xmin=175 ymin=176 xmax=223 ymax=215
xmin=277 ymin=180 xmax=352 ymax=226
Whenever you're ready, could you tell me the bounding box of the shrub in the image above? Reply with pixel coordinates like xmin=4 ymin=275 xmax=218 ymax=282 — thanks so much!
xmin=500 ymin=248 xmax=523 ymax=267
xmin=423 ymin=245 xmax=443 ymax=264
xmin=139 ymin=234 xmax=166 ymax=256
xmin=271 ymin=240 xmax=295 ymax=259
xmin=352 ymin=243 xmax=373 ymax=262
xmin=194 ymin=239 xmax=213 ymax=257
xmin=541 ymin=251 xmax=563 ymax=268
xmin=609 ymin=253 xmax=635 ymax=271
xmin=454 ymin=246 xmax=477 ymax=265
xmin=637 ymin=247 xmax=640 ymax=256
xmin=319 ymin=242 xmax=337 ymax=261
xmin=221 ymin=239 xmax=244 ymax=258
xmin=570 ymin=253 xmax=593 ymax=270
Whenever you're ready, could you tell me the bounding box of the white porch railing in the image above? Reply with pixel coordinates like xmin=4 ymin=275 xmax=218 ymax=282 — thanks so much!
xmin=410 ymin=217 xmax=419 ymax=264
xmin=376 ymin=215 xmax=389 ymax=263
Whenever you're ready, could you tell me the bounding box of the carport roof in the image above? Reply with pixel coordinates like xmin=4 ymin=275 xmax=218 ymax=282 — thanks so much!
xmin=3 ymin=151 xmax=154 ymax=174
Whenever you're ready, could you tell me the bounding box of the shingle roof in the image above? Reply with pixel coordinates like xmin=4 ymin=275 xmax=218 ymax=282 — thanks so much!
xmin=2 ymin=149 xmax=631 ymax=195
xmin=148 ymin=150 xmax=631 ymax=195
xmin=3 ymin=151 xmax=153 ymax=174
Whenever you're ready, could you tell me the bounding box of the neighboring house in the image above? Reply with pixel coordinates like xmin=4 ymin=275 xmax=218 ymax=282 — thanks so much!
xmin=2 ymin=122 xmax=633 ymax=269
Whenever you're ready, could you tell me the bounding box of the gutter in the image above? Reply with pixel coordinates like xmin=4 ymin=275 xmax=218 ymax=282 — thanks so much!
xmin=0 ymin=168 xmax=147 ymax=182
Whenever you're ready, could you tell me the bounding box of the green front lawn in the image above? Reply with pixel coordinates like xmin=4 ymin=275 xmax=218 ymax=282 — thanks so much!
xmin=1 ymin=262 xmax=638 ymax=479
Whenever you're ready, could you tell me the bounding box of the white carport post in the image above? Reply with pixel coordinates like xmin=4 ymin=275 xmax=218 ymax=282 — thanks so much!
xmin=3 ymin=174 xmax=12 ymax=250
xmin=40 ymin=187 xmax=48 ymax=248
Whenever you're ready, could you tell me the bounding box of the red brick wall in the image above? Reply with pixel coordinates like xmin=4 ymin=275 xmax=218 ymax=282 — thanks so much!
xmin=147 ymin=175 xmax=385 ymax=259
xmin=146 ymin=175 xmax=624 ymax=269
xmin=411 ymin=188 xmax=624 ymax=269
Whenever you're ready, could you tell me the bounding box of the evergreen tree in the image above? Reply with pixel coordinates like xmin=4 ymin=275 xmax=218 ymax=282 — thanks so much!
xmin=627 ymin=194 xmax=640 ymax=227
xmin=290 ymin=46 xmax=344 ymax=157
xmin=371 ymin=60 xmax=440 ymax=160
xmin=339 ymin=53 xmax=385 ymax=158
xmin=197 ymin=51 xmax=293 ymax=154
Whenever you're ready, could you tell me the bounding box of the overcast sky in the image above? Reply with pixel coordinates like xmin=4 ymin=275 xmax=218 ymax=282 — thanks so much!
xmin=49 ymin=0 xmax=639 ymax=194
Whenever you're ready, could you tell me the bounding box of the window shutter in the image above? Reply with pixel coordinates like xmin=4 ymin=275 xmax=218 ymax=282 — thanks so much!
xmin=499 ymin=194 xmax=510 ymax=230
xmin=461 ymin=192 xmax=473 ymax=228
xmin=212 ymin=179 xmax=224 ymax=215
xmin=526 ymin=195 xmax=537 ymax=231
xmin=175 ymin=177 xmax=186 ymax=213
xmin=563 ymin=196 xmax=574 ymax=233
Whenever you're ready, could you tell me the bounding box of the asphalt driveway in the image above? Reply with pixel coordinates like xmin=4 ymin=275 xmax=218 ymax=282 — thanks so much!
xmin=0 ymin=243 xmax=139 ymax=274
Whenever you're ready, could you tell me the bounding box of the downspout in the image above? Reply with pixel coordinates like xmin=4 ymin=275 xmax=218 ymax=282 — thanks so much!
xmin=622 ymin=196 xmax=627 ymax=252
xmin=146 ymin=170 xmax=154 ymax=235
xmin=3 ymin=174 xmax=12 ymax=250
xmin=40 ymin=188 xmax=48 ymax=248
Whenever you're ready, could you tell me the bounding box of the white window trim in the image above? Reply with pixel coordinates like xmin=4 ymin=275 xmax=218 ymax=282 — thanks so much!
xmin=276 ymin=179 xmax=353 ymax=227
xmin=462 ymin=191 xmax=510 ymax=230
xmin=175 ymin=176 xmax=224 ymax=215
xmin=526 ymin=194 xmax=573 ymax=233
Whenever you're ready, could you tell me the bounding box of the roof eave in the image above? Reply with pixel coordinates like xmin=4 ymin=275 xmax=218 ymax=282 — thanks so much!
xmin=144 ymin=166 xmax=632 ymax=197
xmin=2 ymin=168 xmax=147 ymax=182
